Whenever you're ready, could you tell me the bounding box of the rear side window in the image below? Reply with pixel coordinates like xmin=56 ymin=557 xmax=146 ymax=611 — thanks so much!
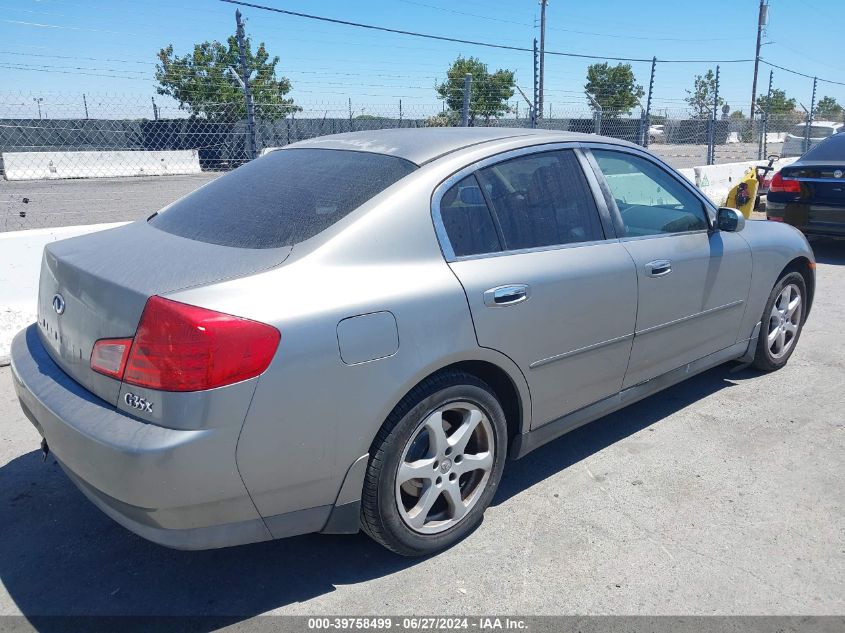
xmin=150 ymin=149 xmax=416 ymax=249
xmin=475 ymin=150 xmax=604 ymax=251
xmin=801 ymin=132 xmax=845 ymax=161
xmin=439 ymin=175 xmax=502 ymax=257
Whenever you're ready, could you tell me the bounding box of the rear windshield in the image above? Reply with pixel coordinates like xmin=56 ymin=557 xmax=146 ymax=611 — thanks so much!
xmin=150 ymin=148 xmax=417 ymax=248
xmin=801 ymin=132 xmax=845 ymax=161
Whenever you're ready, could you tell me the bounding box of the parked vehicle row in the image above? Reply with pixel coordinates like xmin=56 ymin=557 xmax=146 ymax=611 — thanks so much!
xmin=781 ymin=121 xmax=843 ymax=158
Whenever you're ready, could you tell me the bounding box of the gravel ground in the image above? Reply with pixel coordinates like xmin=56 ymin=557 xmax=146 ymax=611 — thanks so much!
xmin=0 ymin=239 xmax=842 ymax=619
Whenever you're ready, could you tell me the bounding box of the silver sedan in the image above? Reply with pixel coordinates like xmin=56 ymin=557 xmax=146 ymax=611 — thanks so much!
xmin=11 ymin=128 xmax=815 ymax=556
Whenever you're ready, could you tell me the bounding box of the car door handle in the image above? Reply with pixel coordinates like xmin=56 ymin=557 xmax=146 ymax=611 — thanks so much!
xmin=483 ymin=284 xmax=530 ymax=307
xmin=645 ymin=260 xmax=672 ymax=277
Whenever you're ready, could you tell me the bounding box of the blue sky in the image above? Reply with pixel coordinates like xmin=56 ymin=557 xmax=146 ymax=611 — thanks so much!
xmin=1 ymin=0 xmax=842 ymax=119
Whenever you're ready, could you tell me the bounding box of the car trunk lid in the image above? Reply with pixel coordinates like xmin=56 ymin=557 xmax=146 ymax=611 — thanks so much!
xmin=37 ymin=220 xmax=291 ymax=405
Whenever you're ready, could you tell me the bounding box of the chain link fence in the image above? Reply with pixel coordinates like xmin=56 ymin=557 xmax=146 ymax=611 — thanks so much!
xmin=1 ymin=83 xmax=839 ymax=232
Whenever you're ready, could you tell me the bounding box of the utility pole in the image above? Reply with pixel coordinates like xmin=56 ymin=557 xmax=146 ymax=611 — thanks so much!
xmin=537 ymin=0 xmax=548 ymax=120
xmin=750 ymin=0 xmax=768 ymax=124
xmin=235 ymin=9 xmax=257 ymax=160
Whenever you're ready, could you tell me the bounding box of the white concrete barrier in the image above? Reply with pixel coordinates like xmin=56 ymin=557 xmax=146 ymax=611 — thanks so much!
xmin=0 ymin=222 xmax=129 ymax=363
xmin=2 ymin=150 xmax=201 ymax=181
xmin=677 ymin=167 xmax=696 ymax=184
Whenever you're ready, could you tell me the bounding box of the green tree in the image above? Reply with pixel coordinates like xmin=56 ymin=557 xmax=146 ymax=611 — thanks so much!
xmin=685 ymin=69 xmax=724 ymax=119
xmin=155 ymin=33 xmax=297 ymax=123
xmin=435 ymin=56 xmax=515 ymax=125
xmin=815 ymin=96 xmax=843 ymax=121
xmin=729 ymin=110 xmax=746 ymax=120
xmin=756 ymin=88 xmax=797 ymax=116
xmin=584 ymin=62 xmax=644 ymax=116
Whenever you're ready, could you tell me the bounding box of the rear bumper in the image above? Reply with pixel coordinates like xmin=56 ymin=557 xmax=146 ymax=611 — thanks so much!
xmin=10 ymin=324 xmax=273 ymax=550
xmin=766 ymin=202 xmax=845 ymax=237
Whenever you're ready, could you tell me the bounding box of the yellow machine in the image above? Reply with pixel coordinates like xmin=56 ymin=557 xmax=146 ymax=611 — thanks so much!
xmin=725 ymin=167 xmax=759 ymax=218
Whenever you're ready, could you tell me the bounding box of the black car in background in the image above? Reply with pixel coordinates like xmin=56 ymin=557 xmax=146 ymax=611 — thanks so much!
xmin=767 ymin=131 xmax=845 ymax=237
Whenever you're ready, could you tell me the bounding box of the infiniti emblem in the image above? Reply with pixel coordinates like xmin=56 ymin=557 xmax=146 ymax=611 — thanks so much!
xmin=52 ymin=293 xmax=65 ymax=315
xmin=834 ymin=170 xmax=843 ymax=179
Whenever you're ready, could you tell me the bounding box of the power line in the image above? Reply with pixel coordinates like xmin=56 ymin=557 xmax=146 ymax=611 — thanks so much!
xmin=398 ymin=0 xmax=739 ymax=42
xmin=0 ymin=49 xmax=155 ymax=65
xmin=760 ymin=58 xmax=845 ymax=87
xmin=0 ymin=18 xmax=131 ymax=36
xmin=218 ymin=0 xmax=754 ymax=64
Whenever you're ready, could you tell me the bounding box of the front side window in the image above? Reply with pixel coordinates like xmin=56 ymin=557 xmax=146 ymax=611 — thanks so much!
xmin=150 ymin=148 xmax=417 ymax=249
xmin=592 ymin=150 xmax=709 ymax=237
xmin=475 ymin=150 xmax=604 ymax=251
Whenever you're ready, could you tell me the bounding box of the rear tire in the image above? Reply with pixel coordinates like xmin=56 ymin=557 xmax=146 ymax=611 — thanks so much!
xmin=360 ymin=371 xmax=508 ymax=556
xmin=752 ymin=271 xmax=807 ymax=371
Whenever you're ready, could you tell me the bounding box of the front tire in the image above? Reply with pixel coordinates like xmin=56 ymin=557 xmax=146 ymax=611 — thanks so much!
xmin=752 ymin=271 xmax=807 ymax=371
xmin=360 ymin=371 xmax=508 ymax=556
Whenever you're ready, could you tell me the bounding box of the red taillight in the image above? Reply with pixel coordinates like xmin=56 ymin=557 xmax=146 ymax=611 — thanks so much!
xmin=91 ymin=338 xmax=133 ymax=379
xmin=91 ymin=296 xmax=280 ymax=392
xmin=769 ymin=171 xmax=801 ymax=193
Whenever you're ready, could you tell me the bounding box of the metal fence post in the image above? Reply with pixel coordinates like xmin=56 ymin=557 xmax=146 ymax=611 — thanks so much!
xmin=235 ymin=9 xmax=257 ymax=160
xmin=760 ymin=69 xmax=773 ymax=159
xmin=461 ymin=73 xmax=472 ymax=127
xmin=348 ymin=97 xmax=353 ymax=131
xmin=399 ymin=99 xmax=403 ymax=127
xmin=532 ymin=38 xmax=539 ymax=129
xmin=643 ymin=57 xmax=656 ymax=148
xmin=804 ymin=76 xmax=817 ymax=154
xmin=707 ymin=65 xmax=720 ymax=165
xmin=82 ymin=93 xmax=89 ymax=120
xmin=585 ymin=91 xmax=602 ymax=135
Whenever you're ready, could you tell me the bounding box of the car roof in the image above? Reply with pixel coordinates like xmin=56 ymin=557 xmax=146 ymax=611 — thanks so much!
xmin=284 ymin=127 xmax=636 ymax=166
xmin=800 ymin=121 xmax=843 ymax=128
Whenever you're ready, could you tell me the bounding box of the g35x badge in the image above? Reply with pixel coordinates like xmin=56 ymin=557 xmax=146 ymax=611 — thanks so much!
xmin=124 ymin=392 xmax=154 ymax=413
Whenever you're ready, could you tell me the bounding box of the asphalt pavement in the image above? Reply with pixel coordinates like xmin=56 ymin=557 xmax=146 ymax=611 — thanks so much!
xmin=1 ymin=172 xmax=220 ymax=232
xmin=0 ymin=240 xmax=842 ymax=619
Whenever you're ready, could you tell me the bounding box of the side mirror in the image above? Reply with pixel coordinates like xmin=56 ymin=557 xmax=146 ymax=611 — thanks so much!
xmin=717 ymin=207 xmax=746 ymax=232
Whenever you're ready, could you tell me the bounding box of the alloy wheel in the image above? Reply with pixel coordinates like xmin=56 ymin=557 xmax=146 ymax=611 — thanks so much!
xmin=395 ymin=402 xmax=495 ymax=535
xmin=767 ymin=283 xmax=802 ymax=359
